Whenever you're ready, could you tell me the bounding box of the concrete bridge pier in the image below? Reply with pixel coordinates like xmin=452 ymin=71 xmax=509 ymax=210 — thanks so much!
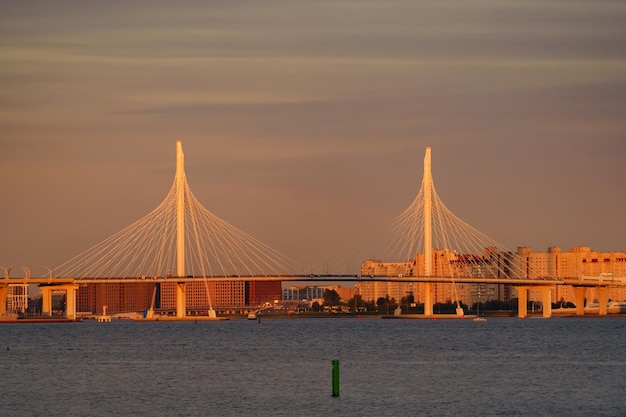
xmin=64 ymin=285 xmax=79 ymax=320
xmin=573 ymin=286 xmax=586 ymax=316
xmin=41 ymin=286 xmax=52 ymax=316
xmin=176 ymin=282 xmax=186 ymax=318
xmin=517 ymin=286 xmax=528 ymax=318
xmin=516 ymin=286 xmax=554 ymax=318
xmin=0 ymin=285 xmax=9 ymax=315
xmin=596 ymin=286 xmax=609 ymax=316
xmin=40 ymin=284 xmax=79 ymax=319
xmin=541 ymin=287 xmax=552 ymax=318
xmin=423 ymin=282 xmax=433 ymax=316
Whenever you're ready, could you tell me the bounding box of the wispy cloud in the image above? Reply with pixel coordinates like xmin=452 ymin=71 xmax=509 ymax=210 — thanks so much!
xmin=1 ymin=0 xmax=625 ymax=268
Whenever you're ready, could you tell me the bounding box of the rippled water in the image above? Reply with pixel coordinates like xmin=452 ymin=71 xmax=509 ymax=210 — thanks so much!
xmin=1 ymin=317 xmax=625 ymax=416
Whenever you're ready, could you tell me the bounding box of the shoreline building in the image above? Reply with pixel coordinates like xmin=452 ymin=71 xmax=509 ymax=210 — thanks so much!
xmin=77 ymin=283 xmax=157 ymax=315
xmin=516 ymin=246 xmax=626 ymax=304
xmin=358 ymin=259 xmax=417 ymax=304
xmin=358 ymin=250 xmax=512 ymax=307
xmin=77 ymin=280 xmax=282 ymax=315
xmin=283 ymin=285 xmax=357 ymax=306
xmin=358 ymin=246 xmax=626 ymax=307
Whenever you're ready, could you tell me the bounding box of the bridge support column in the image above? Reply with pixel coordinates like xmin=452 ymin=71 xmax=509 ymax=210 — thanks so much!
xmin=40 ymin=285 xmax=79 ymax=319
xmin=596 ymin=286 xmax=608 ymax=316
xmin=176 ymin=283 xmax=186 ymax=318
xmin=64 ymin=284 xmax=79 ymax=320
xmin=517 ymin=286 xmax=528 ymax=318
xmin=423 ymin=282 xmax=433 ymax=316
xmin=41 ymin=286 xmax=53 ymax=316
xmin=0 ymin=285 xmax=8 ymax=315
xmin=573 ymin=286 xmax=586 ymax=316
xmin=541 ymin=287 xmax=552 ymax=318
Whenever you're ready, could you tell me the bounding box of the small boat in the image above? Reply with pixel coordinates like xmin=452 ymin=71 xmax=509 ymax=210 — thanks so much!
xmin=247 ymin=312 xmax=257 ymax=320
xmin=473 ymin=302 xmax=486 ymax=322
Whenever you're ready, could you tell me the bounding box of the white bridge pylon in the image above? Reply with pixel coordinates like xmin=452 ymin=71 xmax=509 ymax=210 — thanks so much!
xmin=345 ymin=146 xmax=554 ymax=316
xmin=360 ymin=146 xmax=552 ymax=281
xmin=53 ymin=140 xmax=294 ymax=282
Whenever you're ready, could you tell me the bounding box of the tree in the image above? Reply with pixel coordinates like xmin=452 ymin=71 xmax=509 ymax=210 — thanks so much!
xmin=400 ymin=294 xmax=415 ymax=311
xmin=323 ymin=289 xmax=340 ymax=306
xmin=485 ymin=299 xmax=511 ymax=311
xmin=434 ymin=301 xmax=458 ymax=314
xmin=376 ymin=296 xmax=397 ymax=314
xmin=363 ymin=301 xmax=376 ymax=312
xmin=346 ymin=294 xmax=364 ymax=311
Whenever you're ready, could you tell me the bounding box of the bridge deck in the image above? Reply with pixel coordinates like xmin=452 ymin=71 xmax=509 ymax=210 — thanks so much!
xmin=4 ymin=275 xmax=624 ymax=287
xmin=3 ymin=275 xmax=564 ymax=285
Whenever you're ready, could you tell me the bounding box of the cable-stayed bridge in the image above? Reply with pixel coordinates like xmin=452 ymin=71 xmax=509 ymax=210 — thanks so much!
xmin=1 ymin=141 xmax=620 ymax=319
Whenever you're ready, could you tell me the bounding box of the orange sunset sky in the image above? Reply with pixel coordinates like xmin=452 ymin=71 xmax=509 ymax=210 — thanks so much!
xmin=1 ymin=1 xmax=625 ymax=276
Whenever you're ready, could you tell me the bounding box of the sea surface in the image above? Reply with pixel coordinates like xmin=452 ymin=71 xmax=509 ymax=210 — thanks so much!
xmin=1 ymin=316 xmax=625 ymax=417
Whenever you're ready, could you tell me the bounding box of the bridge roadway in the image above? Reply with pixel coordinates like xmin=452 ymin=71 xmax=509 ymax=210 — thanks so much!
xmin=6 ymin=274 xmax=620 ymax=286
xmin=2 ymin=275 xmax=623 ymax=319
xmin=1 ymin=274 xmax=564 ymax=285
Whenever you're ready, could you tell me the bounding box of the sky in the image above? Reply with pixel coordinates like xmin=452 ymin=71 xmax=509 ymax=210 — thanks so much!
xmin=1 ymin=0 xmax=625 ymax=278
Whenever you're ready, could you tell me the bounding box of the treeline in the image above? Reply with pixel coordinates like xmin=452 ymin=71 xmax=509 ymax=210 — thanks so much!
xmin=319 ymin=289 xmax=576 ymax=313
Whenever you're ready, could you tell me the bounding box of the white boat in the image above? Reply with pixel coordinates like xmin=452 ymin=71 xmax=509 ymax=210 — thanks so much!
xmin=247 ymin=312 xmax=257 ymax=320
xmin=473 ymin=302 xmax=486 ymax=322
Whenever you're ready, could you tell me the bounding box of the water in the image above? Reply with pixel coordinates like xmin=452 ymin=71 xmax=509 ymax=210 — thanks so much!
xmin=1 ymin=317 xmax=625 ymax=417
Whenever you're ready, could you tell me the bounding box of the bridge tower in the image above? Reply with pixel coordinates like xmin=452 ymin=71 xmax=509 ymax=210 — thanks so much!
xmin=422 ymin=147 xmax=434 ymax=316
xmin=175 ymin=140 xmax=187 ymax=318
xmin=176 ymin=140 xmax=185 ymax=279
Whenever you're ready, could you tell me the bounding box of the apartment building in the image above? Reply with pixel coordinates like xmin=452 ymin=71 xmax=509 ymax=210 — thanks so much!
xmin=358 ymin=246 xmax=626 ymax=306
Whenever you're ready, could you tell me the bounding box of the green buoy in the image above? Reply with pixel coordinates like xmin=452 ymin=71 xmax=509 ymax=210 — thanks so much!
xmin=332 ymin=359 xmax=340 ymax=397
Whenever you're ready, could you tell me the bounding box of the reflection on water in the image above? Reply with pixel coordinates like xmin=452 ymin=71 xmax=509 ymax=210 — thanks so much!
xmin=1 ymin=317 xmax=625 ymax=416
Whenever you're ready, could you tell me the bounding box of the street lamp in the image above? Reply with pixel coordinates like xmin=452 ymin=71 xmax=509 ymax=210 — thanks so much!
xmin=2 ymin=266 xmax=13 ymax=279
xmin=1 ymin=266 xmax=12 ymax=314
xmin=21 ymin=266 xmax=32 ymax=279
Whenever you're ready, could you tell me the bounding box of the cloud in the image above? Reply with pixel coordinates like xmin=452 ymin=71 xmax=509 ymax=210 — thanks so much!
xmin=1 ymin=0 xmax=625 ymax=271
